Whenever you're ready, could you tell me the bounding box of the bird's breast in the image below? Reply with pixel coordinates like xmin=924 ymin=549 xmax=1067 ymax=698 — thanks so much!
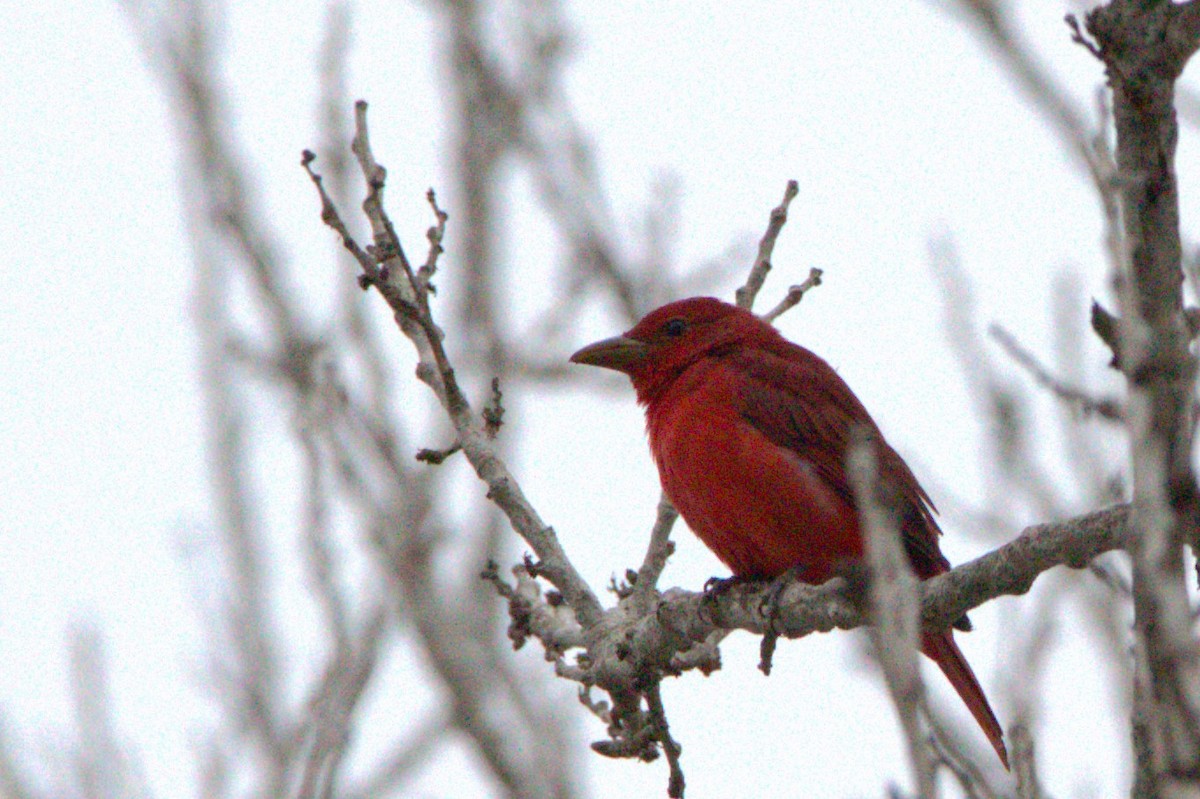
xmin=645 ymin=366 xmax=862 ymax=580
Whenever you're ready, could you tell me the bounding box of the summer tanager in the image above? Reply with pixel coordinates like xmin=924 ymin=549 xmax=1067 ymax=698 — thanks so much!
xmin=570 ymin=296 xmax=1008 ymax=769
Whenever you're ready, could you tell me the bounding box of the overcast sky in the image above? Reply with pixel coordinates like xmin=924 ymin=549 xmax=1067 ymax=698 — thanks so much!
xmin=1 ymin=1 xmax=1180 ymax=796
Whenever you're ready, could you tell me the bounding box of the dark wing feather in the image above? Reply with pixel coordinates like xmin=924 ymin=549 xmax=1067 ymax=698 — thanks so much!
xmin=723 ymin=343 xmax=952 ymax=579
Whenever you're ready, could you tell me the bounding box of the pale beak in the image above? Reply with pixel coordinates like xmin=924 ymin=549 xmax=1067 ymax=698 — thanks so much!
xmin=569 ymin=335 xmax=649 ymax=373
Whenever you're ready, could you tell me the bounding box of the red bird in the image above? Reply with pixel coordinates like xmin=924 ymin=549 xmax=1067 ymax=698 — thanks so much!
xmin=571 ymin=296 xmax=1008 ymax=769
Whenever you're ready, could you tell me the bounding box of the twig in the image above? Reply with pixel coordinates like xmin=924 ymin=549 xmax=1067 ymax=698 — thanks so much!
xmin=631 ymin=496 xmax=679 ymax=613
xmin=925 ymin=711 xmax=1001 ymax=799
xmin=1009 ymin=722 xmax=1044 ymax=799
xmin=301 ymin=151 xmax=380 ymax=281
xmin=735 ymin=180 xmax=799 ymax=311
xmin=482 ymin=377 xmax=504 ymax=438
xmin=415 ymin=442 xmax=462 ymax=464
xmin=1066 ymin=14 xmax=1103 ymax=61
xmin=760 ymin=267 xmax=824 ymax=324
xmin=420 ymin=188 xmax=448 ymax=291
xmin=645 ymin=683 xmax=685 ymax=798
xmin=481 ymin=561 xmax=584 ymax=653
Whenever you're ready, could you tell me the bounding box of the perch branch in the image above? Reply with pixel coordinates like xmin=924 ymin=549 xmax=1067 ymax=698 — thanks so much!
xmin=636 ymin=504 xmax=1130 ymax=663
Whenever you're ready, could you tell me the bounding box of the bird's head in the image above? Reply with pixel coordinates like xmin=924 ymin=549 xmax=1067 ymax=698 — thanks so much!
xmin=570 ymin=297 xmax=776 ymax=402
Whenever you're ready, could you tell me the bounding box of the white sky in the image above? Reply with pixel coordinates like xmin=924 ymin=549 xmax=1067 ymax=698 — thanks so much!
xmin=1 ymin=1 xmax=1180 ymax=796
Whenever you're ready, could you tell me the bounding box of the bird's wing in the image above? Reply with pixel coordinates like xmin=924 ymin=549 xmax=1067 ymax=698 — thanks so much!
xmin=726 ymin=343 xmax=951 ymax=578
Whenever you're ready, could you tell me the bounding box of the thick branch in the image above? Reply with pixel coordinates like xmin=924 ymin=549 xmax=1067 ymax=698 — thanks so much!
xmin=604 ymin=505 xmax=1131 ymax=687
xmin=1086 ymin=2 xmax=1200 ymax=789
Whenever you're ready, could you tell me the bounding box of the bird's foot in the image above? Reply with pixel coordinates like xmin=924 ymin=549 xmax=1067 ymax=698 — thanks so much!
xmin=701 ymin=575 xmax=741 ymax=599
xmin=698 ymin=574 xmax=761 ymax=626
xmin=697 ymin=573 xmax=796 ymax=675
xmin=756 ymin=565 xmax=827 ymax=675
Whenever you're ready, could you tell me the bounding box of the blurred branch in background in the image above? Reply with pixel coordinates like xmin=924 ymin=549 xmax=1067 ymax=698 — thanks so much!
xmin=939 ymin=0 xmax=1094 ymax=172
xmin=69 ymin=626 xmax=153 ymax=799
xmin=926 ymin=237 xmax=1130 ymax=792
xmin=427 ymin=0 xmax=699 ymax=379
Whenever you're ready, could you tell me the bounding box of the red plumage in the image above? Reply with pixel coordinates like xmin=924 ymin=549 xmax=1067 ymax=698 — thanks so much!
xmin=571 ymin=296 xmax=1008 ymax=769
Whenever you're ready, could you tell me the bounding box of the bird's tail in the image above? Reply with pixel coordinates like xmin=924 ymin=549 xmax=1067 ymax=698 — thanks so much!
xmin=921 ymin=630 xmax=1009 ymax=770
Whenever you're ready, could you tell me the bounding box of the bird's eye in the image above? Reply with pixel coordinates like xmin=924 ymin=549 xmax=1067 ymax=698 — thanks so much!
xmin=663 ymin=318 xmax=688 ymax=337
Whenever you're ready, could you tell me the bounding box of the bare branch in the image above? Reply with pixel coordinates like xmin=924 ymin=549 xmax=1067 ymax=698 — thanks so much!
xmin=482 ymin=561 xmax=585 ymax=654
xmin=931 ymin=238 xmax=1073 ymax=524
xmin=630 ymin=496 xmax=680 ymax=613
xmin=946 ymin=0 xmax=1096 ymax=177
xmin=68 ymin=626 xmax=152 ymax=799
xmin=735 ymin=180 xmax=799 ymax=311
xmin=759 ymin=267 xmax=824 ymax=325
xmin=989 ymin=323 xmax=1124 ymax=421
xmin=293 ymin=610 xmax=387 ymax=799
xmin=306 ymin=110 xmax=605 ymax=627
xmin=1010 ymin=723 xmax=1046 ymax=799
xmin=926 ymin=712 xmax=1004 ymax=799
xmin=643 ymin=505 xmax=1130 ymax=654
xmin=0 ymin=718 xmax=36 ymax=799
xmin=298 ymin=426 xmax=352 ymax=652
xmin=645 ymin=683 xmax=685 ymax=798
xmin=342 ymin=711 xmax=454 ymax=799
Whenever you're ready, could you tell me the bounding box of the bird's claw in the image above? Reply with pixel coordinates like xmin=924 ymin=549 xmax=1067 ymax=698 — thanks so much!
xmin=702 ymin=575 xmax=740 ymax=598
xmin=699 ymin=575 xmax=746 ymax=625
